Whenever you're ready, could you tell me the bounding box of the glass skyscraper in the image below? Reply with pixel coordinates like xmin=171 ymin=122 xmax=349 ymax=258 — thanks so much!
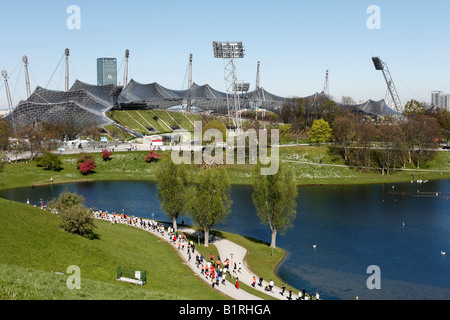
xmin=97 ymin=57 xmax=117 ymax=86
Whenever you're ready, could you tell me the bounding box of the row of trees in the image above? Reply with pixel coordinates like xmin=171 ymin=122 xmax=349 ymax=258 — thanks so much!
xmin=329 ymin=108 xmax=446 ymax=175
xmin=156 ymin=156 xmax=298 ymax=249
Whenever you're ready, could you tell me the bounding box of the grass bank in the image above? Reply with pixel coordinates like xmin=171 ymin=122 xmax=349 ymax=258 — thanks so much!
xmin=0 ymin=198 xmax=226 ymax=300
xmin=1 ymin=147 xmax=449 ymax=191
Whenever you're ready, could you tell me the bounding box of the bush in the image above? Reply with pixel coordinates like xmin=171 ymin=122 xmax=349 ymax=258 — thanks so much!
xmin=48 ymin=191 xmax=97 ymax=240
xmin=36 ymin=151 xmax=63 ymax=171
xmin=60 ymin=204 xmax=97 ymax=239
xmin=145 ymin=150 xmax=162 ymax=163
xmin=76 ymin=153 xmax=95 ymax=166
xmin=78 ymin=159 xmax=97 ymax=175
xmin=102 ymin=149 xmax=113 ymax=161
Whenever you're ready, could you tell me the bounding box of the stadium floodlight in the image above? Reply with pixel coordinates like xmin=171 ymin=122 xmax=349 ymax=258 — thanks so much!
xmin=213 ymin=41 xmax=245 ymax=59
xmin=371 ymin=56 xmax=402 ymax=112
xmin=213 ymin=41 xmax=245 ymax=132
xmin=372 ymin=57 xmax=384 ymax=71
xmin=235 ymin=82 xmax=250 ymax=92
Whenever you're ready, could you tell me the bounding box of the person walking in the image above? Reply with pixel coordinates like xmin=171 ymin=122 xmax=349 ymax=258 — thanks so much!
xmin=235 ymin=277 xmax=240 ymax=290
xmin=280 ymin=284 xmax=286 ymax=296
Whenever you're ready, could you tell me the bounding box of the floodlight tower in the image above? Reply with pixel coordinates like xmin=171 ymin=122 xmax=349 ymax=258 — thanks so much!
xmin=65 ymin=48 xmax=70 ymax=92
xmin=123 ymin=49 xmax=130 ymax=89
xmin=187 ymin=53 xmax=193 ymax=113
xmin=1 ymin=70 xmax=14 ymax=113
xmin=213 ymin=41 xmax=245 ymax=131
xmin=323 ymin=70 xmax=329 ymax=98
xmin=256 ymin=61 xmax=261 ymax=89
xmin=372 ymin=57 xmax=402 ymax=112
xmin=23 ymin=56 xmax=31 ymax=98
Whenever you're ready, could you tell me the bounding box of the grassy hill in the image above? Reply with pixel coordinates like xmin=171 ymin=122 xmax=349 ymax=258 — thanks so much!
xmin=0 ymin=198 xmax=226 ymax=300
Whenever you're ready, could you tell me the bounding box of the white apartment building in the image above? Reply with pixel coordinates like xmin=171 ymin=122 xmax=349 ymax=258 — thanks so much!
xmin=431 ymin=91 xmax=450 ymax=110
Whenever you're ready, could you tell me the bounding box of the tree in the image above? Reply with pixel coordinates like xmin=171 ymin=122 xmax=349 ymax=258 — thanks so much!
xmin=252 ymin=163 xmax=298 ymax=249
xmin=437 ymin=109 xmax=450 ymax=142
xmin=184 ymin=167 xmax=232 ymax=247
xmin=145 ymin=150 xmax=162 ymax=162
xmin=308 ymin=119 xmax=333 ymax=145
xmin=78 ymin=160 xmax=97 ymax=175
xmin=403 ymin=99 xmax=425 ymax=118
xmin=332 ymin=115 xmax=355 ymax=162
xmin=0 ymin=120 xmax=10 ymax=151
xmin=156 ymin=156 xmax=189 ymax=232
xmin=36 ymin=150 xmax=63 ymax=171
xmin=76 ymin=153 xmax=95 ymax=166
xmin=48 ymin=191 xmax=85 ymax=213
xmin=414 ymin=116 xmax=441 ymax=169
xmin=48 ymin=191 xmax=97 ymax=239
xmin=102 ymin=149 xmax=113 ymax=161
xmin=59 ymin=204 xmax=97 ymax=239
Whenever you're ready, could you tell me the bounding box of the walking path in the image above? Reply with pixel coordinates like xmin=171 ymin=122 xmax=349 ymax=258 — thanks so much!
xmin=94 ymin=213 xmax=311 ymax=300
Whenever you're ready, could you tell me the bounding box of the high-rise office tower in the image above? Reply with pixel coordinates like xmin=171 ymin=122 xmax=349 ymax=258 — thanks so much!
xmin=97 ymin=57 xmax=117 ymax=86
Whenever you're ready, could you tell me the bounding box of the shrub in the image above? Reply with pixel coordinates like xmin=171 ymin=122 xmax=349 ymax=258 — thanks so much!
xmin=145 ymin=150 xmax=162 ymax=163
xmin=60 ymin=204 xmax=97 ymax=239
xmin=78 ymin=159 xmax=97 ymax=175
xmin=36 ymin=151 xmax=63 ymax=171
xmin=102 ymin=149 xmax=113 ymax=161
xmin=76 ymin=153 xmax=95 ymax=166
xmin=48 ymin=191 xmax=97 ymax=240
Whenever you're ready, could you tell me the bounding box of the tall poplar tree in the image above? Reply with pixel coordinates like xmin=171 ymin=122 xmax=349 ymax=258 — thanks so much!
xmin=252 ymin=163 xmax=298 ymax=249
xmin=156 ymin=156 xmax=188 ymax=232
xmin=184 ymin=167 xmax=232 ymax=247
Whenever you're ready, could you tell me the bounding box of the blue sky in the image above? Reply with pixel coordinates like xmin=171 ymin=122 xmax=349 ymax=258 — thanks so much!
xmin=1 ymin=0 xmax=449 ymax=109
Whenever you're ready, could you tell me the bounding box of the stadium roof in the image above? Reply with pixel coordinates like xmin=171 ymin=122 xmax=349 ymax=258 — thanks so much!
xmin=3 ymin=78 xmax=397 ymax=133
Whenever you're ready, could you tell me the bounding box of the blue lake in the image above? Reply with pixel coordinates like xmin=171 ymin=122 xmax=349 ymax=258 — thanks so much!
xmin=1 ymin=179 xmax=449 ymax=300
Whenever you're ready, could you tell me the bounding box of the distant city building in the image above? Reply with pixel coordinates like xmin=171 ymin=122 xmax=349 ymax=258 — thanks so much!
xmin=97 ymin=58 xmax=117 ymax=86
xmin=431 ymin=91 xmax=450 ymax=110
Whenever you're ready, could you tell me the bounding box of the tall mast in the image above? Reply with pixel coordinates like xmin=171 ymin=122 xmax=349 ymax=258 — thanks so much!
xmin=65 ymin=48 xmax=70 ymax=92
xmin=2 ymin=70 xmax=14 ymax=113
xmin=123 ymin=49 xmax=130 ymax=88
xmin=187 ymin=53 xmax=193 ymax=113
xmin=23 ymin=55 xmax=31 ymax=98
xmin=188 ymin=53 xmax=193 ymax=88
xmin=256 ymin=61 xmax=260 ymax=89
xmin=323 ymin=69 xmax=329 ymax=97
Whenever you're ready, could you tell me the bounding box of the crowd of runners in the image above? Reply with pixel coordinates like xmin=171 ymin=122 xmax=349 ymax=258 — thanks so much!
xmin=92 ymin=209 xmax=320 ymax=300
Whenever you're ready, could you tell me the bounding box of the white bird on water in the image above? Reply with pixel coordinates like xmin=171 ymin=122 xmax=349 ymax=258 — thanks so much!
xmin=441 ymin=251 xmax=446 ymax=255
xmin=313 ymin=245 xmax=317 ymax=249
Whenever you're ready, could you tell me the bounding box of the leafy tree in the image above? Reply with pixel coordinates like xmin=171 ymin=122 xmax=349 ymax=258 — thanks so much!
xmin=184 ymin=167 xmax=232 ymax=247
xmin=76 ymin=153 xmax=95 ymax=166
xmin=156 ymin=156 xmax=189 ymax=232
xmin=0 ymin=120 xmax=10 ymax=151
xmin=332 ymin=115 xmax=355 ymax=162
xmin=252 ymin=163 xmax=298 ymax=249
xmin=437 ymin=109 xmax=450 ymax=142
xmin=48 ymin=191 xmax=97 ymax=239
xmin=36 ymin=151 xmax=63 ymax=171
xmin=145 ymin=150 xmax=162 ymax=162
xmin=78 ymin=160 xmax=97 ymax=175
xmin=308 ymin=119 xmax=333 ymax=145
xmin=60 ymin=204 xmax=97 ymax=240
xmin=102 ymin=149 xmax=113 ymax=161
xmin=403 ymin=99 xmax=425 ymax=118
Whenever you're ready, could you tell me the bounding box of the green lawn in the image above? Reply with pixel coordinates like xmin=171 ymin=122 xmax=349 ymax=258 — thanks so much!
xmin=0 ymin=198 xmax=226 ymax=300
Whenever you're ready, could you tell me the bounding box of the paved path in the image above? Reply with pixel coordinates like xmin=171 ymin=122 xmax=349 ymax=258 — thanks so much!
xmin=97 ymin=215 xmax=307 ymax=300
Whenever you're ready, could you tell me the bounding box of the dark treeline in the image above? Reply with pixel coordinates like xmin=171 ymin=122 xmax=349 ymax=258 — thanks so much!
xmin=280 ymin=97 xmax=450 ymax=175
